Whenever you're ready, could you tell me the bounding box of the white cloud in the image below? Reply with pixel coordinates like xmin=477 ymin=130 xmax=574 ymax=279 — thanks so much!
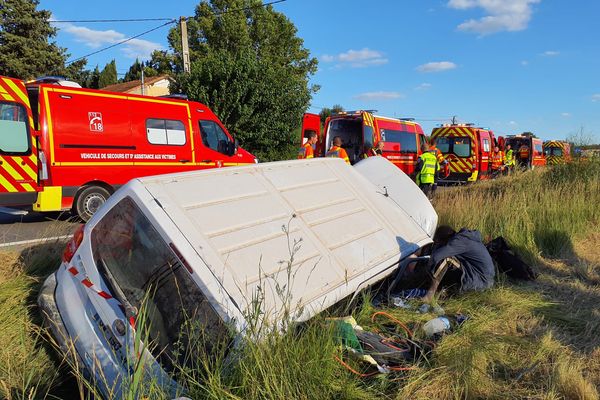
xmin=353 ymin=91 xmax=404 ymax=101
xmin=541 ymin=50 xmax=560 ymax=56
xmin=592 ymin=94 xmax=600 ymax=102
xmin=321 ymin=48 xmax=388 ymax=68
xmin=415 ymin=83 xmax=432 ymax=90
xmin=60 ymin=23 xmax=163 ymax=60
xmin=448 ymin=0 xmax=540 ymax=35
xmin=561 ymin=112 xmax=571 ymax=117
xmin=416 ymin=61 xmax=457 ymax=73
xmin=509 ymin=120 xmax=518 ymax=126
xmin=521 ymin=60 xmax=529 ymax=66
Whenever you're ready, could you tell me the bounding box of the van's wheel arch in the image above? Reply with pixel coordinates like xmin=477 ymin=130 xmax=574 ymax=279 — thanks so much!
xmin=74 ymin=185 xmax=111 ymax=222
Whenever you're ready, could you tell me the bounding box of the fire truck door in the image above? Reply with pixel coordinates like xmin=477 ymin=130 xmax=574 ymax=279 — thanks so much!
xmin=479 ymin=132 xmax=491 ymax=175
xmin=0 ymin=79 xmax=38 ymax=202
xmin=197 ymin=119 xmax=237 ymax=168
xmin=301 ymin=113 xmax=322 ymax=157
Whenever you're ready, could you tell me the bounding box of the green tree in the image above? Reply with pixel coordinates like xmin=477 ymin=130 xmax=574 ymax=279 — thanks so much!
xmin=171 ymin=0 xmax=318 ymax=161
xmin=63 ymin=59 xmax=90 ymax=87
xmin=87 ymin=65 xmax=100 ymax=89
xmin=319 ymin=104 xmax=344 ymax=124
xmin=148 ymin=50 xmax=177 ymax=74
xmin=0 ymin=0 xmax=67 ymax=79
xmin=123 ymin=58 xmax=160 ymax=82
xmin=98 ymin=60 xmax=117 ymax=88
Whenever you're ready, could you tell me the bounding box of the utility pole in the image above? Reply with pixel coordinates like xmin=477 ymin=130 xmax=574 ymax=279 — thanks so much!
xmin=141 ymin=67 xmax=145 ymax=95
xmin=180 ymin=16 xmax=191 ymax=73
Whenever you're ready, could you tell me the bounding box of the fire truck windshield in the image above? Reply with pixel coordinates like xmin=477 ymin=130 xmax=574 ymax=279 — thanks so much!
xmin=380 ymin=129 xmax=418 ymax=153
xmin=0 ymin=102 xmax=29 ymax=154
xmin=436 ymin=136 xmax=471 ymax=158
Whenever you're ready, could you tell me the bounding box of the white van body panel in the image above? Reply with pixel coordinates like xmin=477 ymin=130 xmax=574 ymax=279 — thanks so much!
xmin=133 ymin=158 xmax=435 ymax=328
xmin=354 ymin=156 xmax=438 ymax=237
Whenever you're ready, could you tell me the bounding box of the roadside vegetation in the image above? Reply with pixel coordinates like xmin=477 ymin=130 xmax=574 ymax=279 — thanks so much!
xmin=0 ymin=160 xmax=599 ymax=400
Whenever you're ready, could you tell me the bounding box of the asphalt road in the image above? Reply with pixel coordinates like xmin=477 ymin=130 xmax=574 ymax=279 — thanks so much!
xmin=0 ymin=209 xmax=80 ymax=246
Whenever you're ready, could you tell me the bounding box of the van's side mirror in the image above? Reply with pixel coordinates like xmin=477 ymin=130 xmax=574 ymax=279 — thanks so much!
xmin=228 ymin=139 xmax=238 ymax=156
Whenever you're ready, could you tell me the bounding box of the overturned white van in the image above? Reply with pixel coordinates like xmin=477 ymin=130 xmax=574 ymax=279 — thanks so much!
xmin=38 ymin=157 xmax=437 ymax=398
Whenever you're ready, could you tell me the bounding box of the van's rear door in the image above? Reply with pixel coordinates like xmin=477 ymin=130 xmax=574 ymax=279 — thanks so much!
xmin=0 ymin=76 xmax=38 ymax=205
xmin=301 ymin=113 xmax=322 ymax=156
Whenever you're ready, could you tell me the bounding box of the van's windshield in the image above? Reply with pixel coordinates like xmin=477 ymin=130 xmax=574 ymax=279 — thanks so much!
xmin=91 ymin=197 xmax=232 ymax=372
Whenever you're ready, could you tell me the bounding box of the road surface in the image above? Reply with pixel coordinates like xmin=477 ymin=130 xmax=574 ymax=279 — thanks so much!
xmin=0 ymin=210 xmax=79 ymax=247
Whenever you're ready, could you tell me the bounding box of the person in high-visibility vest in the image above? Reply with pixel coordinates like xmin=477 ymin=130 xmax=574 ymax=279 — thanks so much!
xmin=298 ymin=131 xmax=318 ymax=159
xmin=415 ymin=143 xmax=439 ymax=198
xmin=504 ymin=144 xmax=515 ymax=174
xmin=326 ymin=136 xmax=350 ymax=164
xmin=429 ymin=138 xmax=448 ymax=193
xmin=490 ymin=145 xmax=505 ymax=178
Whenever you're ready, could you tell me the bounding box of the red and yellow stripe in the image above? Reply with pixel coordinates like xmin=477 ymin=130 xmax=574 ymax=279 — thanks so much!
xmin=0 ymin=77 xmax=38 ymax=193
xmin=431 ymin=126 xmax=477 ymax=173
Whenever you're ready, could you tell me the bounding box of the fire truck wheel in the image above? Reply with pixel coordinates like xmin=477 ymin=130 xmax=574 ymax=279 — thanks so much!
xmin=75 ymin=186 xmax=111 ymax=222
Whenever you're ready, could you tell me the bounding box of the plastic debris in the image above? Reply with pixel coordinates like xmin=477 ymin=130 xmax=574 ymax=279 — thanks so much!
xmin=422 ymin=316 xmax=450 ymax=337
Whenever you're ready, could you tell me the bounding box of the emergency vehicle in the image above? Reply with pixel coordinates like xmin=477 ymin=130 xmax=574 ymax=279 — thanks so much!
xmin=301 ymin=111 xmax=426 ymax=175
xmin=505 ymin=134 xmax=546 ymax=169
xmin=543 ymin=140 xmax=571 ymax=165
xmin=430 ymin=123 xmax=497 ymax=184
xmin=0 ymin=75 xmax=256 ymax=220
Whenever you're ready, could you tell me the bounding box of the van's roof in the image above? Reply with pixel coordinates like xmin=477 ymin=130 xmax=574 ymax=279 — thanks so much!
xmin=135 ymin=158 xmax=435 ymax=325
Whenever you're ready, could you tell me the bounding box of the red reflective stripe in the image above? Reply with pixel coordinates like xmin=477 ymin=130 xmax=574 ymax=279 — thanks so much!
xmin=81 ymin=278 xmax=93 ymax=288
xmin=97 ymin=291 xmax=112 ymax=299
xmin=68 ymin=266 xmax=79 ymax=276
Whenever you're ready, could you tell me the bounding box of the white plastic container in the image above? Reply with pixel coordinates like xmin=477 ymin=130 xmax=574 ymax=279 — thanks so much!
xmin=422 ymin=317 xmax=450 ymax=337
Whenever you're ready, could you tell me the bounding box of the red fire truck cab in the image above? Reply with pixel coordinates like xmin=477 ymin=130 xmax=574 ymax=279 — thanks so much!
xmin=0 ymin=75 xmax=256 ymax=220
xmin=430 ymin=123 xmax=497 ymax=184
xmin=301 ymin=111 xmax=426 ymax=175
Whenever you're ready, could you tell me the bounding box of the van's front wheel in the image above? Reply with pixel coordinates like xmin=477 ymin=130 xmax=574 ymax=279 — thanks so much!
xmin=75 ymin=186 xmax=110 ymax=222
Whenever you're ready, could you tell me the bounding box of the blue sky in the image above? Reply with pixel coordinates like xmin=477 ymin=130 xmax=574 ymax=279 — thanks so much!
xmin=41 ymin=0 xmax=600 ymax=142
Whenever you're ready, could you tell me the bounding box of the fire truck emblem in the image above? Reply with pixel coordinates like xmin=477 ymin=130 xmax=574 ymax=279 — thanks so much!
xmin=88 ymin=112 xmax=104 ymax=132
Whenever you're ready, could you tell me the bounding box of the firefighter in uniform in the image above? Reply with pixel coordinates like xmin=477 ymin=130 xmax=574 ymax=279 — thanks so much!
xmin=415 ymin=143 xmax=439 ymax=199
xmin=490 ymin=145 xmax=505 ymax=178
xmin=429 ymin=138 xmax=448 ymax=194
xmin=518 ymin=143 xmax=530 ymax=168
xmin=298 ymin=131 xmax=318 ymax=159
xmin=361 ymin=140 xmax=384 ymax=159
xmin=326 ymin=136 xmax=350 ymax=164
xmin=504 ymin=144 xmax=515 ymax=175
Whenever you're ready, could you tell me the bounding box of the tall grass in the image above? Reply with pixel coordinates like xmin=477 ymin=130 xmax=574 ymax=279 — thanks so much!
xmin=0 ymin=161 xmax=599 ymax=399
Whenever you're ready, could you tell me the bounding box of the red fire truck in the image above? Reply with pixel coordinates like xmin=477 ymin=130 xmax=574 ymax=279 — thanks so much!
xmin=301 ymin=111 xmax=426 ymax=175
xmin=505 ymin=134 xmax=546 ymax=169
xmin=0 ymin=76 xmax=256 ymax=220
xmin=430 ymin=123 xmax=497 ymax=184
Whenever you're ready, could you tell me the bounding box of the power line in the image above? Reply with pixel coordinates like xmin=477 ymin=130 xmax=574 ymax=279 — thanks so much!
xmin=51 ymin=18 xmax=174 ymax=23
xmin=64 ymin=0 xmax=287 ymax=65
xmin=66 ymin=19 xmax=176 ymax=65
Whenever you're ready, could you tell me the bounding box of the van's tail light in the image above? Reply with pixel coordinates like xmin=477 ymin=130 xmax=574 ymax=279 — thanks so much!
xmin=39 ymin=150 xmax=49 ymax=180
xmin=63 ymin=224 xmax=85 ymax=262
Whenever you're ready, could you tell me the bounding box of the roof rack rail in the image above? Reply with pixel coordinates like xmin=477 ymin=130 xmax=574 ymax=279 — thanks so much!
xmin=28 ymin=76 xmax=82 ymax=88
xmin=399 ymin=117 xmax=415 ymax=121
xmin=159 ymin=93 xmax=188 ymax=100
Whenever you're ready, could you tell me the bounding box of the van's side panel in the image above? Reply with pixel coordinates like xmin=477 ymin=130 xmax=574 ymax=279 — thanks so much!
xmin=140 ymin=159 xmax=433 ymax=326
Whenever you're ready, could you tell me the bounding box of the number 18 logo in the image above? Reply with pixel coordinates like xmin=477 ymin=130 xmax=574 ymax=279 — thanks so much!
xmin=88 ymin=112 xmax=103 ymax=132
